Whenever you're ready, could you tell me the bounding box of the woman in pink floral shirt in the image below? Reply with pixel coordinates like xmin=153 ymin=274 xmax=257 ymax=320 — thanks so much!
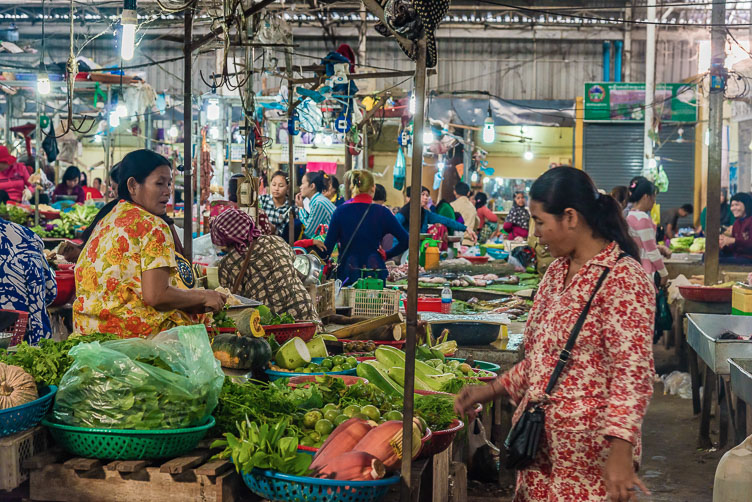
xmin=456 ymin=167 xmax=655 ymax=502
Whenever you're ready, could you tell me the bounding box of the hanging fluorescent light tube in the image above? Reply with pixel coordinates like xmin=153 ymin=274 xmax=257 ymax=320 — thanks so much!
xmin=120 ymin=0 xmax=137 ymax=61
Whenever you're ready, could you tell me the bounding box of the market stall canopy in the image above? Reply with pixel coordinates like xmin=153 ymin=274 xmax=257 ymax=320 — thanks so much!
xmin=427 ymin=96 xmax=575 ymax=128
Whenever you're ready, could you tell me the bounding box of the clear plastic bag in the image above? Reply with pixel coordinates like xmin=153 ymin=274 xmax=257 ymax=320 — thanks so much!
xmin=53 ymin=325 xmax=224 ymax=429
xmin=661 ymin=370 xmax=692 ymax=400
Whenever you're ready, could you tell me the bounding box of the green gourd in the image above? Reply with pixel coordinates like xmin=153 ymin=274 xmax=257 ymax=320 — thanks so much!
xmin=212 ymin=333 xmax=272 ymax=370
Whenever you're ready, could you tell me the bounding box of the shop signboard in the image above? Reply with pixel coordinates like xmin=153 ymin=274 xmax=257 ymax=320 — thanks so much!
xmin=584 ymin=82 xmax=697 ymax=123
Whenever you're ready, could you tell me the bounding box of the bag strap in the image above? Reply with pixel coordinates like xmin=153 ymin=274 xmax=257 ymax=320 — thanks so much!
xmin=232 ymin=240 xmax=258 ymax=294
xmin=544 ymin=252 xmax=627 ymax=395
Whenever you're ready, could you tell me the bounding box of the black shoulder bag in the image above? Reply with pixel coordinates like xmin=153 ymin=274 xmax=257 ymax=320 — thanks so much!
xmin=504 ymin=254 xmax=626 ymax=470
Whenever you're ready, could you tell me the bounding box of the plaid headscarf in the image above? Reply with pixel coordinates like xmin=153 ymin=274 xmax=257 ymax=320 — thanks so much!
xmin=211 ymin=208 xmax=264 ymax=253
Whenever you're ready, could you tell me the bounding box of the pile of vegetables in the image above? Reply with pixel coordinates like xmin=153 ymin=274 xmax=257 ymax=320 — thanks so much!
xmin=212 ymin=309 xmax=236 ymax=329
xmin=0 ymin=362 xmax=38 ymax=410
xmin=272 ymin=336 xmax=350 ymax=373
xmin=357 ymin=346 xmax=483 ymax=396
xmin=257 ymin=305 xmax=294 ymax=326
xmin=669 ymin=236 xmax=697 ymax=253
xmin=62 ymin=204 xmax=99 ymax=228
xmin=0 ymin=333 xmax=119 ymax=386
xmin=343 ymin=340 xmax=377 ymax=354
xmin=214 ymin=376 xmax=459 ymax=445
xmin=0 ymin=203 xmax=29 ymax=225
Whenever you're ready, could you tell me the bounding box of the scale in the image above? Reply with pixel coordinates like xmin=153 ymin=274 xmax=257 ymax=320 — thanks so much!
xmin=355 ymin=269 xmax=383 ymax=290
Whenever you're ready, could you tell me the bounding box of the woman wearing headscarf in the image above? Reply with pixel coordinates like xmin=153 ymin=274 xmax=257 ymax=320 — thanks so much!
xmin=212 ymin=208 xmax=318 ymax=322
xmin=0 ymin=146 xmax=32 ymax=203
xmin=720 ymin=192 xmax=752 ymax=264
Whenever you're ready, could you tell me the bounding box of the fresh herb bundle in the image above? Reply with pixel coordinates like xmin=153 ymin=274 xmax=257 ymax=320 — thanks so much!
xmin=415 ymin=394 xmax=457 ymax=431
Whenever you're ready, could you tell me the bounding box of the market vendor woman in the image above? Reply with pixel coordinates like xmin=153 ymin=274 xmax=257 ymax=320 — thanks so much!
xmin=73 ymin=150 xmax=226 ymax=338
xmin=455 ymin=167 xmax=655 ymax=502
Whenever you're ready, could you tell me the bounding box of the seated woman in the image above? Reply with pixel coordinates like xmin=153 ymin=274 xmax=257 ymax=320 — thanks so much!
xmin=259 ymin=171 xmax=292 ymax=238
xmin=73 ymin=150 xmax=226 ymax=338
xmin=475 ymin=192 xmax=498 ymax=243
xmin=80 ymin=171 xmax=103 ymax=200
xmin=0 ymin=146 xmax=32 ymax=203
xmin=52 ymin=165 xmax=85 ymax=204
xmin=720 ymin=192 xmax=752 ymax=264
xmin=212 ymin=208 xmax=319 ymax=322
xmin=503 ymin=191 xmax=531 ymax=240
xmin=396 ymin=186 xmax=468 ymax=235
xmin=322 ymin=170 xmax=409 ymax=286
xmin=0 ymin=215 xmax=57 ymax=344
xmin=296 ymin=171 xmax=336 ymax=239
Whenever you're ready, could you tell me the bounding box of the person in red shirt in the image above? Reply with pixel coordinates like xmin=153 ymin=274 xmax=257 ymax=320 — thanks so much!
xmin=474 ymin=192 xmax=498 ymax=243
xmin=0 ymin=146 xmax=32 ymax=202
xmin=80 ymin=172 xmax=103 ymax=200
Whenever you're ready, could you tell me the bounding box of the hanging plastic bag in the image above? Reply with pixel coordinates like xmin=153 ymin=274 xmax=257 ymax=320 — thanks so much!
xmin=53 ymin=325 xmax=224 ymax=430
xmin=394 ymin=147 xmax=406 ymax=190
xmin=656 ymin=288 xmax=673 ymax=332
xmin=467 ymin=418 xmax=500 ymax=482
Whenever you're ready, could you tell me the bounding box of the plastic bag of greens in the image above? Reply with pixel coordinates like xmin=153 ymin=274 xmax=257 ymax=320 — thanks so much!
xmin=53 ymin=325 xmax=224 ymax=430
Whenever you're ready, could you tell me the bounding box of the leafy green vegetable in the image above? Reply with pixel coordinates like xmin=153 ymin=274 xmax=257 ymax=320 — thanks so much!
xmin=212 ymin=309 xmax=236 ymax=329
xmin=414 ymin=394 xmax=457 ymax=430
xmin=0 ymin=333 xmax=119 ymax=386
xmin=669 ymin=236 xmax=695 ymax=252
xmin=440 ymin=377 xmax=482 ymax=394
xmin=257 ymin=305 xmax=295 ymax=325
xmin=0 ymin=203 xmax=30 ymax=225
xmin=213 ymin=418 xmax=312 ymax=476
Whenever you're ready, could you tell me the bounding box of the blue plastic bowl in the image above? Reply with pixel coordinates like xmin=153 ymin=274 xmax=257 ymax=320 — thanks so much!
xmin=0 ymin=385 xmax=57 ymax=437
xmin=266 ymin=357 xmax=358 ymax=381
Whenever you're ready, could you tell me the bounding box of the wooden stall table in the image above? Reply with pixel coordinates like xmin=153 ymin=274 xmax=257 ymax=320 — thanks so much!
xmin=686 ymin=313 xmax=752 ymax=450
xmin=454 ymin=328 xmax=525 ymax=487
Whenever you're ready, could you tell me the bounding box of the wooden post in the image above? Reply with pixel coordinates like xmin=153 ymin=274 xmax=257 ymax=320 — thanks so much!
xmin=183 ymin=9 xmax=193 ymax=259
xmin=705 ymin=0 xmax=725 ymax=285
xmin=401 ymin=39 xmax=427 ymax=502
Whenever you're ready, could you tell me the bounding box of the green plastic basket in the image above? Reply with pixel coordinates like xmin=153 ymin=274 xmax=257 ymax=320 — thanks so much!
xmin=41 ymin=416 xmax=215 ymax=460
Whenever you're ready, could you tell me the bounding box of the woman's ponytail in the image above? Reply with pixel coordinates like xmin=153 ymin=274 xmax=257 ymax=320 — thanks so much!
xmin=529 ymin=167 xmax=640 ymax=261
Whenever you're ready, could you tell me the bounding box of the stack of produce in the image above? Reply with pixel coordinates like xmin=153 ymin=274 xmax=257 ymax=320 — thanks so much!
xmin=0 ymin=203 xmax=29 ymax=225
xmin=270 ymin=336 xmax=356 ymax=374
xmin=356 ymin=346 xmax=486 ymax=396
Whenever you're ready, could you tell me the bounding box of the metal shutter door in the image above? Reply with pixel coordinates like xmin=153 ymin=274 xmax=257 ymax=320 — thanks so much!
xmin=584 ymin=123 xmax=695 ymax=227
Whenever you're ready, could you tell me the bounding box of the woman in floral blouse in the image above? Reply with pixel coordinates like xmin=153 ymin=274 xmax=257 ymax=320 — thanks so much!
xmin=456 ymin=167 xmax=655 ymax=502
xmin=73 ymin=150 xmax=226 ymax=338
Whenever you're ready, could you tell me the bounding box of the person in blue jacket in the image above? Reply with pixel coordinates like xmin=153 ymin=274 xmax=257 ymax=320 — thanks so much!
xmin=322 ymin=170 xmax=409 ymax=285
xmin=396 ymin=185 xmax=468 ymax=234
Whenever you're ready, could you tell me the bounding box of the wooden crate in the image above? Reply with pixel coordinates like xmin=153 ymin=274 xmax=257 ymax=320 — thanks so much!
xmin=24 ymin=444 xmax=249 ymax=502
xmin=0 ymin=426 xmax=49 ymax=491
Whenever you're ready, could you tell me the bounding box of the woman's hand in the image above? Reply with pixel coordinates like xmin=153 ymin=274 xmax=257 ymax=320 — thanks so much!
xmin=295 ymin=192 xmax=304 ymax=208
xmin=454 ymin=380 xmax=500 ymax=419
xmin=720 ymin=235 xmax=735 ymax=248
xmin=604 ymin=438 xmax=650 ymax=502
xmin=311 ymin=240 xmax=326 ymax=252
xmin=201 ymin=290 xmax=227 ymax=313
xmin=659 ymin=274 xmax=668 ymax=288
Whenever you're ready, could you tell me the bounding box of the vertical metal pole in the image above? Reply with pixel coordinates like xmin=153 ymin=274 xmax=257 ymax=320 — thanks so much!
xmin=623 ymin=1 xmax=632 ymax=82
xmin=183 ymin=9 xmax=193 ymax=259
xmin=643 ymin=0 xmax=656 ymax=173
xmin=146 ymin=111 xmax=152 ymax=150
xmin=400 ymin=39 xmax=427 ymax=502
xmin=705 ymin=1 xmax=726 ymax=285
xmin=4 ymin=97 xmax=10 ymax=148
xmin=34 ymin=94 xmax=41 ymax=226
xmin=288 ymin=79 xmax=296 ymax=245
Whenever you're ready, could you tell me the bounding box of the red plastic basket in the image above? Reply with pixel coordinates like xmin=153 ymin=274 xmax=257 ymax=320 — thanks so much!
xmin=263 ymin=322 xmax=317 ymax=343
xmin=678 ymin=286 xmax=732 ymax=303
xmin=0 ymin=310 xmax=29 ymax=347
xmin=50 ymin=270 xmax=75 ymax=307
xmin=372 ymin=340 xmax=406 ymax=349
xmin=417 ymin=298 xmax=443 ymax=313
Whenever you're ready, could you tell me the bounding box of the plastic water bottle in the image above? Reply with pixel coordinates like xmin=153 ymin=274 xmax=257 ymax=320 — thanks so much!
xmin=441 ymin=285 xmax=452 ymax=314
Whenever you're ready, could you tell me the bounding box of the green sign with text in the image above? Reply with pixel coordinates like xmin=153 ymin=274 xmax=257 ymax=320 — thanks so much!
xmin=584 ymin=82 xmax=697 ymax=122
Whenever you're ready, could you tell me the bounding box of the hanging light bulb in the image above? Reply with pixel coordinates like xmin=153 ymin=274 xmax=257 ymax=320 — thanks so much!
xmin=437 ymin=157 xmax=445 ymax=170
xmin=37 ymin=73 xmax=51 ymax=95
xmin=423 ymin=129 xmax=435 ymax=145
xmin=648 ymin=157 xmax=657 ymax=169
xmin=207 ymin=99 xmax=220 ymax=121
xmin=209 ymin=126 xmax=219 ymax=140
xmin=409 ymin=92 xmax=416 ymax=115
xmin=168 ymin=124 xmax=179 ymax=139
xmin=471 ymin=172 xmax=479 ymax=183
xmin=93 ymin=134 xmax=102 ymax=143
xmin=116 ymin=102 xmax=128 ymax=118
xmin=109 ymin=110 xmax=120 ymax=128
xmin=120 ymin=1 xmax=137 ymax=61
xmin=323 ymin=133 xmax=333 ymax=146
xmin=482 ymin=115 xmax=495 ymax=144
xmin=523 ymin=144 xmax=534 ymax=161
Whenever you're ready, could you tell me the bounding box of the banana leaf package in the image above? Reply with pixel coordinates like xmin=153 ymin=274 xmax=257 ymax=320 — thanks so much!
xmin=53 ymin=325 xmax=224 ymax=430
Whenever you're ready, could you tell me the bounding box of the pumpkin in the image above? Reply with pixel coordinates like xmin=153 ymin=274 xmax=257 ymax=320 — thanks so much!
xmin=0 ymin=362 xmax=38 ymax=410
xmin=212 ymin=333 xmax=272 ymax=370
